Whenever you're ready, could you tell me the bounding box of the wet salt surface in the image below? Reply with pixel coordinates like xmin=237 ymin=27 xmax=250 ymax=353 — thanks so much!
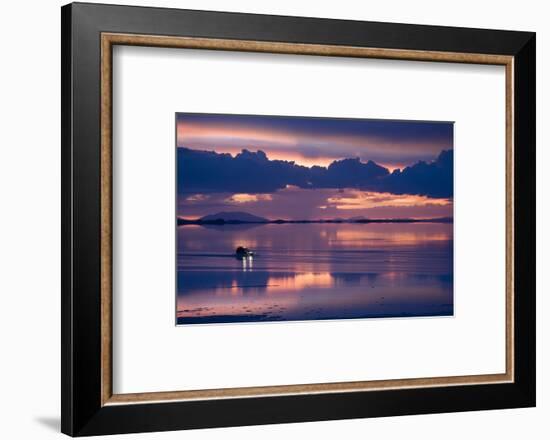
xmin=176 ymin=223 xmax=453 ymax=324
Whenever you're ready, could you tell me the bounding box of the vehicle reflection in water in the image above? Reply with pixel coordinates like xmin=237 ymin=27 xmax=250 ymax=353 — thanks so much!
xmin=241 ymin=255 xmax=253 ymax=272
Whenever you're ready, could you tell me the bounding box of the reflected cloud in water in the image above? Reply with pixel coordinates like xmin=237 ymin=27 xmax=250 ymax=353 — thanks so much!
xmin=177 ymin=223 xmax=453 ymax=324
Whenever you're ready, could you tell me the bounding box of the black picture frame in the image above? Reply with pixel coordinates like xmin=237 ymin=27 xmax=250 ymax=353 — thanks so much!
xmin=61 ymin=2 xmax=535 ymax=436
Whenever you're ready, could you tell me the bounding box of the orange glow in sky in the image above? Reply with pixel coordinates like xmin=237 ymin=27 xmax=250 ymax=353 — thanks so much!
xmin=326 ymin=190 xmax=451 ymax=211
xmin=177 ymin=119 xmax=450 ymax=169
xmin=227 ymin=193 xmax=273 ymax=203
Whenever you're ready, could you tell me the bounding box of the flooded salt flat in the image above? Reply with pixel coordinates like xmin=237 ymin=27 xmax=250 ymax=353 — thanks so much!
xmin=176 ymin=222 xmax=453 ymax=324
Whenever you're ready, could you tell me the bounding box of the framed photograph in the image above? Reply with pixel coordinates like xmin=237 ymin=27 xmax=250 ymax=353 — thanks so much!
xmin=61 ymin=2 xmax=536 ymax=436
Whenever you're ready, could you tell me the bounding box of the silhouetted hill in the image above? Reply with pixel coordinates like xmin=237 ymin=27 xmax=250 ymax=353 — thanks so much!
xmin=199 ymin=211 xmax=268 ymax=223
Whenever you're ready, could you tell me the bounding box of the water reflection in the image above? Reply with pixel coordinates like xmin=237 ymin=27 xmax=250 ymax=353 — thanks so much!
xmin=177 ymin=223 xmax=453 ymax=324
xmin=241 ymin=256 xmax=254 ymax=271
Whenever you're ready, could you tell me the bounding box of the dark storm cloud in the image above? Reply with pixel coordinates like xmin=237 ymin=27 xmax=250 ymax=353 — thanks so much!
xmin=177 ymin=147 xmax=453 ymax=198
xmin=380 ymin=149 xmax=453 ymax=198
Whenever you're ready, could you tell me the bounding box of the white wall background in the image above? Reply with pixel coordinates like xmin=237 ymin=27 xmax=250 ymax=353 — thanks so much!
xmin=0 ymin=0 xmax=545 ymax=439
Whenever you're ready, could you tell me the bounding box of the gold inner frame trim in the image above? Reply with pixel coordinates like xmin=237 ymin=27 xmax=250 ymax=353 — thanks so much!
xmin=100 ymin=32 xmax=515 ymax=406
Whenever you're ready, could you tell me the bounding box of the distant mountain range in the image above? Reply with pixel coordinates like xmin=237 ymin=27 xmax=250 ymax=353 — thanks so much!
xmin=177 ymin=211 xmax=452 ymax=225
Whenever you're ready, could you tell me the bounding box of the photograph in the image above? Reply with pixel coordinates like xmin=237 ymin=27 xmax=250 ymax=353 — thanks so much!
xmin=176 ymin=113 xmax=454 ymax=324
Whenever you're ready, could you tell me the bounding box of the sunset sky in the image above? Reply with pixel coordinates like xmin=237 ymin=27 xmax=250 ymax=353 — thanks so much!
xmin=176 ymin=113 xmax=453 ymax=220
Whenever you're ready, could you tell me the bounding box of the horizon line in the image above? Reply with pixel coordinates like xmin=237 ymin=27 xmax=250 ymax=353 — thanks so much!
xmin=177 ymin=215 xmax=454 ymax=224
